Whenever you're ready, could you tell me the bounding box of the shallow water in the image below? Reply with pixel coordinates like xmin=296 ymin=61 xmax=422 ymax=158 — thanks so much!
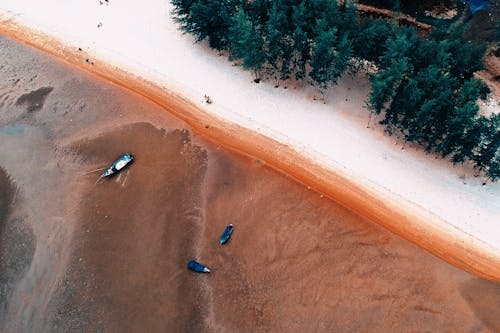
xmin=0 ymin=33 xmax=499 ymax=332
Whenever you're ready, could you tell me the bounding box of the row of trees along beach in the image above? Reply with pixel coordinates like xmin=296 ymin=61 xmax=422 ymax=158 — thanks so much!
xmin=172 ymin=0 xmax=499 ymax=181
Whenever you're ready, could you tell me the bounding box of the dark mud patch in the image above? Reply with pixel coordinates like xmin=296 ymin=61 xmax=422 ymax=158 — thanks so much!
xmin=0 ymin=167 xmax=14 ymax=222
xmin=461 ymin=278 xmax=500 ymax=332
xmin=0 ymin=217 xmax=36 ymax=305
xmin=0 ymin=168 xmax=35 ymax=324
xmin=15 ymin=86 xmax=53 ymax=112
xmin=48 ymin=122 xmax=209 ymax=332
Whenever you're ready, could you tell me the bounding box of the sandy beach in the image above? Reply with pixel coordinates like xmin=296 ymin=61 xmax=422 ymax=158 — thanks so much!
xmin=1 ymin=34 xmax=500 ymax=332
xmin=0 ymin=0 xmax=498 ymax=281
xmin=1 ymin=20 xmax=499 ymax=282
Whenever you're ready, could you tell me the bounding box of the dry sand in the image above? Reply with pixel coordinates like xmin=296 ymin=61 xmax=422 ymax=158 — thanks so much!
xmin=1 ymin=34 xmax=500 ymax=332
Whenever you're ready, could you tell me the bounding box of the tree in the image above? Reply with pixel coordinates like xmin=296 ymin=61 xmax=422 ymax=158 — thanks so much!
xmin=442 ymin=39 xmax=487 ymax=81
xmin=368 ymin=56 xmax=412 ymax=116
xmin=486 ymin=148 xmax=500 ymax=181
xmin=229 ymin=9 xmax=266 ymax=80
xmin=244 ymin=0 xmax=270 ymax=28
xmin=309 ymin=0 xmax=341 ymax=36
xmin=339 ymin=1 xmax=359 ymax=38
xmin=291 ymin=27 xmax=309 ymax=80
xmin=379 ymin=27 xmax=418 ymax=69
xmin=472 ymin=115 xmax=500 ymax=179
xmin=411 ymin=66 xmax=457 ymax=150
xmin=174 ymin=0 xmax=498 ymax=180
xmin=435 ymin=78 xmax=487 ymax=160
xmin=265 ymin=1 xmax=292 ymax=86
xmin=185 ymin=0 xmax=243 ymax=50
xmin=382 ymin=77 xmax=422 ymax=138
xmin=456 ymin=78 xmax=490 ymax=105
xmin=171 ymin=0 xmax=196 ymax=21
xmin=353 ymin=18 xmax=393 ymax=63
xmin=290 ymin=1 xmax=310 ymax=80
xmin=331 ymin=33 xmax=353 ymax=84
xmin=309 ymin=27 xmax=337 ymax=100
xmin=439 ymin=101 xmax=479 ymax=162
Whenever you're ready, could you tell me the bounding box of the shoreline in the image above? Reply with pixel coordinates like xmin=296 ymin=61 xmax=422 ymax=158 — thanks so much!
xmin=1 ymin=20 xmax=499 ymax=281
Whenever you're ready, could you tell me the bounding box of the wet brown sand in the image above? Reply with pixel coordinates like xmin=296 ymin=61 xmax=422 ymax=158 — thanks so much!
xmin=56 ymin=124 xmax=209 ymax=332
xmin=0 ymin=34 xmax=500 ymax=332
xmin=2 ymin=19 xmax=499 ymax=282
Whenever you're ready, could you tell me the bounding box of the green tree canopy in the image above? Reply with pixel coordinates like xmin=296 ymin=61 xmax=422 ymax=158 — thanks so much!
xmin=265 ymin=1 xmax=293 ymax=85
xmin=172 ymin=0 xmax=497 ymax=180
xmin=310 ymin=27 xmax=338 ymax=97
xmin=229 ymin=9 xmax=266 ymax=80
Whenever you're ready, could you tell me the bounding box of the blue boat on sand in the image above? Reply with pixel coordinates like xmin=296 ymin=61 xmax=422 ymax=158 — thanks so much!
xmin=219 ymin=224 xmax=234 ymax=244
xmin=187 ymin=260 xmax=210 ymax=273
xmin=101 ymin=153 xmax=134 ymax=178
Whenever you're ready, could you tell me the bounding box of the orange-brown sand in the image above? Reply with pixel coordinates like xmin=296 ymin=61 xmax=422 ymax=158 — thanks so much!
xmin=1 ymin=33 xmax=500 ymax=332
xmin=0 ymin=21 xmax=499 ymax=283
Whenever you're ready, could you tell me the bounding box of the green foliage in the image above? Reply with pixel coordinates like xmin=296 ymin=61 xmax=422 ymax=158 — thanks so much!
xmin=441 ymin=39 xmax=486 ymax=80
xmin=365 ymin=19 xmax=496 ymax=179
xmin=291 ymin=26 xmax=308 ymax=80
xmin=309 ymin=0 xmax=341 ymax=36
xmin=290 ymin=1 xmax=309 ymax=80
xmin=310 ymin=25 xmax=352 ymax=97
xmin=379 ymin=28 xmax=419 ymax=69
xmin=354 ymin=18 xmax=393 ymax=62
xmin=486 ymin=148 xmax=500 ymax=182
xmin=244 ymin=0 xmax=271 ymax=28
xmin=171 ymin=0 xmax=498 ymax=180
xmin=339 ymin=1 xmax=360 ymax=38
xmin=171 ymin=0 xmax=195 ymax=18
xmin=265 ymin=1 xmax=293 ymax=85
xmin=334 ymin=33 xmax=354 ymax=79
xmin=411 ymin=66 xmax=457 ymax=149
xmin=310 ymin=27 xmax=338 ymax=94
xmin=229 ymin=9 xmax=266 ymax=79
xmin=471 ymin=115 xmax=500 ymax=180
xmin=176 ymin=0 xmax=244 ymax=50
xmin=368 ymin=51 xmax=412 ymax=115
xmin=439 ymin=101 xmax=480 ymax=163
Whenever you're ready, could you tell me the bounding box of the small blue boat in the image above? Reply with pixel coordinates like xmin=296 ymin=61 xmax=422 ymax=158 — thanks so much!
xmin=219 ymin=224 xmax=233 ymax=244
xmin=101 ymin=153 xmax=134 ymax=178
xmin=187 ymin=260 xmax=210 ymax=273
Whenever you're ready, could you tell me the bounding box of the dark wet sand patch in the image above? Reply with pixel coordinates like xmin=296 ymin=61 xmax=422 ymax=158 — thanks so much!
xmin=15 ymin=86 xmax=53 ymax=112
xmin=49 ymin=122 xmax=209 ymax=332
xmin=0 ymin=167 xmax=14 ymax=222
xmin=0 ymin=167 xmax=35 ymax=324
